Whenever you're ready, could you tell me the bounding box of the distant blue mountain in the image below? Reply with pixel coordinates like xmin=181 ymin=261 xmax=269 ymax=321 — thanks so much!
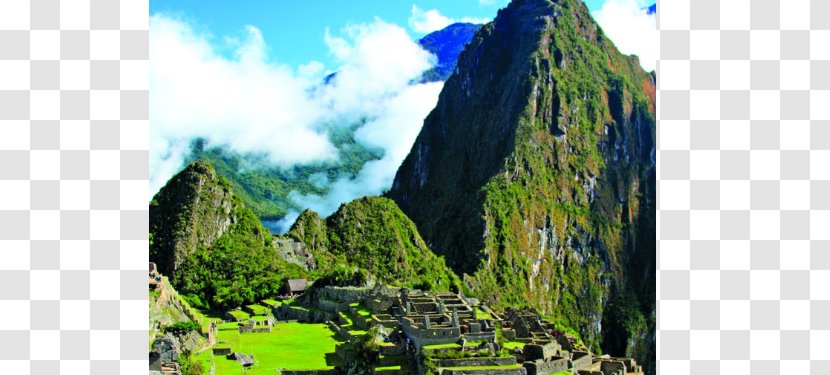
xmin=323 ymin=23 xmax=482 ymax=85
xmin=417 ymin=23 xmax=483 ymax=82
xmin=646 ymin=3 xmax=656 ymax=15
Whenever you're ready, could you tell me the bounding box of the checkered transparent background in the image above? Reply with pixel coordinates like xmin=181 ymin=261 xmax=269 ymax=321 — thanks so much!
xmin=658 ymin=0 xmax=830 ymax=373
xmin=0 ymin=0 xmax=149 ymax=374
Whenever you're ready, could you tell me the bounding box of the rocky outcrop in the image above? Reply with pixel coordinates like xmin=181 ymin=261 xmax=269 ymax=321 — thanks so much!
xmin=150 ymin=161 xmax=238 ymax=276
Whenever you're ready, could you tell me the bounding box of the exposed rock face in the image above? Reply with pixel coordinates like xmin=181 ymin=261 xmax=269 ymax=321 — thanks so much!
xmin=150 ymin=161 xmax=237 ymax=276
xmin=388 ymin=0 xmax=655 ymax=372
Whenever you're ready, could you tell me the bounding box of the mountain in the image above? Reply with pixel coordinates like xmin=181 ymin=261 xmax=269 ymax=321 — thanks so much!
xmin=149 ymin=161 xmax=459 ymax=309
xmin=419 ymin=23 xmax=483 ymax=82
xmin=387 ymin=0 xmax=655 ymax=372
xmin=286 ymin=197 xmax=462 ymax=291
xmin=149 ymin=161 xmax=308 ymax=310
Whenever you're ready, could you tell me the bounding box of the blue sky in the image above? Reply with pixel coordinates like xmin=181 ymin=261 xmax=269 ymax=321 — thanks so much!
xmin=149 ymin=0 xmax=650 ymax=70
xmin=150 ymin=0 xmax=506 ymax=68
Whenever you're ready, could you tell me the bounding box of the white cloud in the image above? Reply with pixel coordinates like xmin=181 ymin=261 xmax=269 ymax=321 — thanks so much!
xmin=592 ymin=0 xmax=657 ymax=72
xmin=290 ymin=82 xmax=444 ymax=217
xmin=150 ymin=15 xmax=441 ymax=203
xmin=408 ymin=5 xmax=489 ymax=34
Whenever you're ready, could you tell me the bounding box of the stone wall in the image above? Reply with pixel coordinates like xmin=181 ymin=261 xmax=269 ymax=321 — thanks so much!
xmin=318 ymin=286 xmax=370 ymax=303
xmin=571 ymin=352 xmax=591 ymax=371
xmin=276 ymin=304 xmax=338 ymax=323
xmin=433 ymin=357 xmax=517 ymax=368
xmin=522 ymin=358 xmax=568 ymax=375
xmin=600 ymin=361 xmax=625 ymax=375
xmin=522 ymin=342 xmax=560 ymax=361
xmin=463 ymin=331 xmax=496 ymax=343
xmin=212 ymin=347 xmax=231 ymax=356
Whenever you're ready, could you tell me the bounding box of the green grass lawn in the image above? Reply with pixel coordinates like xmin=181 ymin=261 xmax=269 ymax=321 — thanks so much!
xmin=352 ymin=304 xmax=372 ymax=317
xmin=227 ymin=310 xmax=251 ymax=322
xmin=475 ymin=308 xmax=493 ymax=320
xmin=503 ymin=342 xmax=526 ymax=350
xmin=252 ymin=315 xmax=270 ymax=323
xmin=210 ymin=322 xmax=344 ymax=374
xmin=261 ymin=299 xmax=279 ymax=307
xmin=217 ymin=322 xmax=240 ymax=330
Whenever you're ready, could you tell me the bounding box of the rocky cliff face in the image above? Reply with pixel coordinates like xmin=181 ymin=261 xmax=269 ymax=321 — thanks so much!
xmin=149 ymin=161 xmax=237 ymax=276
xmin=388 ymin=0 xmax=655 ymax=371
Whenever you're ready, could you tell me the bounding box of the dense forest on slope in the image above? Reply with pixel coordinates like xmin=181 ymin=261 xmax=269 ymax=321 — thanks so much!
xmin=149 ymin=162 xmax=460 ymax=310
xmin=287 ymin=197 xmax=462 ymax=292
xmin=149 ymin=161 xmax=308 ymax=310
xmin=387 ymin=0 xmax=655 ymax=371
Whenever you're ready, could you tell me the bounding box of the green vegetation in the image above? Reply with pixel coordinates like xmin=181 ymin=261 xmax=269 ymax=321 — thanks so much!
xmin=178 ymin=350 xmax=207 ymax=375
xmin=502 ymin=342 xmax=525 ymax=350
xmin=217 ymin=322 xmax=240 ymax=330
xmin=165 ymin=321 xmax=200 ymax=336
xmin=150 ymin=162 xmax=309 ymax=311
xmin=227 ymin=310 xmax=251 ymax=322
xmin=186 ymin=124 xmax=384 ymax=223
xmin=246 ymin=304 xmax=269 ymax=316
xmin=386 ymin=0 xmax=655 ymax=367
xmin=375 ymin=365 xmax=402 ymax=371
xmin=287 ymin=197 xmax=463 ymax=291
xmin=207 ymin=322 xmax=344 ymax=373
xmin=475 ymin=308 xmax=493 ymax=320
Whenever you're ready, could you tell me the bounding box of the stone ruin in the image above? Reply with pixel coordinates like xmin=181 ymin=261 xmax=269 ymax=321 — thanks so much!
xmin=273 ymin=238 xmax=316 ymax=270
xmin=500 ymin=308 xmax=642 ymax=375
xmin=388 ymin=289 xmax=497 ymax=351
xmin=149 ymin=337 xmax=181 ymax=374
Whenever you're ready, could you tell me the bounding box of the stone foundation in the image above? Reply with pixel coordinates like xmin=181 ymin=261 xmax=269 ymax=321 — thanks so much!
xmin=522 ymin=357 xmax=569 ymax=375
xmin=433 ymin=357 xmax=517 ymax=368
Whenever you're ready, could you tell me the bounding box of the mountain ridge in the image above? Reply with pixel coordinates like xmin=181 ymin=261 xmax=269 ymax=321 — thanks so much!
xmin=388 ymin=0 xmax=655 ymax=372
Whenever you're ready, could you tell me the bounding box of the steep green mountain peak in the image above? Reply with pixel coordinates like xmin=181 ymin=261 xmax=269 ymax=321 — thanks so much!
xmin=388 ymin=0 xmax=655 ymax=371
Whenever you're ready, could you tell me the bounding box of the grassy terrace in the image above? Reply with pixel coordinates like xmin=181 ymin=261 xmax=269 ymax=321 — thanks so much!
xmin=217 ymin=322 xmax=240 ymax=330
xmin=442 ymin=365 xmax=523 ymax=370
xmin=503 ymin=342 xmax=526 ymax=350
xmin=227 ymin=310 xmax=251 ymax=322
xmin=246 ymin=304 xmax=270 ymax=316
xmin=206 ymin=322 xmax=344 ymax=374
xmin=475 ymin=308 xmax=493 ymax=320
